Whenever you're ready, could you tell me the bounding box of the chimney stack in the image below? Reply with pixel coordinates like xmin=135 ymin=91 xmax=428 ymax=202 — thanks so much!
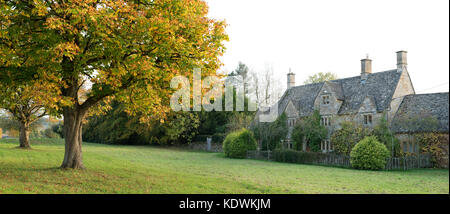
xmin=287 ymin=68 xmax=295 ymax=89
xmin=396 ymin=50 xmax=407 ymax=72
xmin=361 ymin=55 xmax=372 ymax=81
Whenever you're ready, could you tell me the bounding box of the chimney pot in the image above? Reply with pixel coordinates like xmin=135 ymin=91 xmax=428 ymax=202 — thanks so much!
xmin=361 ymin=57 xmax=372 ymax=80
xmin=287 ymin=69 xmax=295 ymax=89
xmin=397 ymin=50 xmax=407 ymax=72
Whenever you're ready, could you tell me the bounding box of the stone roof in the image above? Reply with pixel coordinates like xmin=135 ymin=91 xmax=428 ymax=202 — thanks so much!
xmin=336 ymin=70 xmax=401 ymax=114
xmin=278 ymin=69 xmax=403 ymax=116
xmin=326 ymin=81 xmax=344 ymax=100
xmin=278 ymin=83 xmax=323 ymax=116
xmin=391 ymin=93 xmax=449 ymax=133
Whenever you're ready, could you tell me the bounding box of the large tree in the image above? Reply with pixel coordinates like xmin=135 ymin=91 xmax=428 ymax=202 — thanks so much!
xmin=291 ymin=110 xmax=327 ymax=152
xmin=0 ymin=0 xmax=228 ymax=169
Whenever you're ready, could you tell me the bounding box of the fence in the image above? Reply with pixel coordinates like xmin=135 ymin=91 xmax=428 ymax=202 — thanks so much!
xmin=247 ymin=150 xmax=272 ymax=161
xmin=247 ymin=150 xmax=434 ymax=170
xmin=385 ymin=154 xmax=433 ymax=170
xmin=314 ymin=153 xmax=351 ymax=168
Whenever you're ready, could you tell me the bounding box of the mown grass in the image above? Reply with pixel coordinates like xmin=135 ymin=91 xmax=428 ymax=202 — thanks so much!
xmin=0 ymin=138 xmax=448 ymax=194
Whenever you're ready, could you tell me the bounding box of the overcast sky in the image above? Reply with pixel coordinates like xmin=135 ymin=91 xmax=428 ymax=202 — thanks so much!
xmin=206 ymin=0 xmax=449 ymax=94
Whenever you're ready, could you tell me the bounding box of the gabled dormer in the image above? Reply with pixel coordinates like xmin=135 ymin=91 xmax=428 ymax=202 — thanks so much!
xmin=314 ymin=81 xmax=344 ymax=115
xmin=358 ymin=96 xmax=377 ymax=127
xmin=358 ymin=96 xmax=377 ymax=114
xmin=284 ymin=100 xmax=299 ymax=118
xmin=284 ymin=100 xmax=299 ymax=129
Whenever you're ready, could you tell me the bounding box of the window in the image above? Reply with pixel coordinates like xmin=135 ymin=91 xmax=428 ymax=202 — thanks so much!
xmin=403 ymin=142 xmax=419 ymax=153
xmin=321 ymin=116 xmax=332 ymax=126
xmin=288 ymin=119 xmax=296 ymax=127
xmin=402 ymin=142 xmax=408 ymax=153
xmin=322 ymin=96 xmax=330 ymax=105
xmin=321 ymin=140 xmax=332 ymax=152
xmin=363 ymin=114 xmax=373 ymax=125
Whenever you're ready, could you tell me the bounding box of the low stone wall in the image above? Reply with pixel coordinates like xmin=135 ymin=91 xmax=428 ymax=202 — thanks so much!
xmin=181 ymin=141 xmax=223 ymax=153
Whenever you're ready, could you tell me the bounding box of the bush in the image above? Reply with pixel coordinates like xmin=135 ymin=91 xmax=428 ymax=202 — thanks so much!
xmin=350 ymin=136 xmax=390 ymax=170
xmin=416 ymin=132 xmax=449 ymax=168
xmin=291 ymin=110 xmax=327 ymax=152
xmin=223 ymin=129 xmax=257 ymax=159
xmin=331 ymin=121 xmax=372 ymax=155
xmin=273 ymin=149 xmax=330 ymax=164
xmin=251 ymin=113 xmax=287 ymax=151
xmin=372 ymin=114 xmax=400 ymax=156
xmin=51 ymin=123 xmax=65 ymax=138
xmin=42 ymin=128 xmax=61 ymax=139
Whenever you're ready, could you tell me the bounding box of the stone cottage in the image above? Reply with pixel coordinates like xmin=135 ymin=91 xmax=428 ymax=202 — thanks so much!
xmin=274 ymin=51 xmax=449 ymax=154
xmin=391 ymin=93 xmax=448 ymax=158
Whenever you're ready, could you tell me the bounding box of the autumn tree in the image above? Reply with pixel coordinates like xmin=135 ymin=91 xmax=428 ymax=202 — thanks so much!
xmin=303 ymin=72 xmax=338 ymax=84
xmin=0 ymin=80 xmax=62 ymax=148
xmin=0 ymin=0 xmax=228 ymax=169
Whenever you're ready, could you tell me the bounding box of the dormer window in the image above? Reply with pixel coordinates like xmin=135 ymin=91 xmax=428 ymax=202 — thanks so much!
xmin=322 ymin=95 xmax=330 ymax=105
xmin=363 ymin=114 xmax=373 ymax=125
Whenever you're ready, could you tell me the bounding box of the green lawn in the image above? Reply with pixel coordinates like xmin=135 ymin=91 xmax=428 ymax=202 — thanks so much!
xmin=0 ymin=138 xmax=448 ymax=194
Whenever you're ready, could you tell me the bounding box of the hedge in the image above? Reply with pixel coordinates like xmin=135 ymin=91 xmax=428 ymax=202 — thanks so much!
xmin=273 ymin=149 xmax=333 ymax=164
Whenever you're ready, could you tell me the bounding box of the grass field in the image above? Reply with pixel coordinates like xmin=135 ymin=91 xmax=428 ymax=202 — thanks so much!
xmin=0 ymin=138 xmax=448 ymax=194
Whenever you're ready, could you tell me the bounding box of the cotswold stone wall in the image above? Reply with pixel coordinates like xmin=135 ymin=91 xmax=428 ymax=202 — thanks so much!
xmin=182 ymin=141 xmax=223 ymax=153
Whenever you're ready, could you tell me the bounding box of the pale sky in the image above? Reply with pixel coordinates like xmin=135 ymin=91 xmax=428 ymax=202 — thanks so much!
xmin=206 ymin=0 xmax=449 ymax=94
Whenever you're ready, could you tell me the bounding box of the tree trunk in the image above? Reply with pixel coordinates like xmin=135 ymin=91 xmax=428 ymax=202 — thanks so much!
xmin=60 ymin=107 xmax=86 ymax=169
xmin=19 ymin=122 xmax=31 ymax=149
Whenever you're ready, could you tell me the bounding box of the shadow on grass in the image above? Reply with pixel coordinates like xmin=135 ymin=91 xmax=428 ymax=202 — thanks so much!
xmin=0 ymin=166 xmax=61 ymax=172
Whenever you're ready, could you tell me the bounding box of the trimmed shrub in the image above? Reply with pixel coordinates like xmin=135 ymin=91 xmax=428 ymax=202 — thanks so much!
xmin=350 ymin=136 xmax=390 ymax=170
xmin=223 ymin=129 xmax=257 ymax=159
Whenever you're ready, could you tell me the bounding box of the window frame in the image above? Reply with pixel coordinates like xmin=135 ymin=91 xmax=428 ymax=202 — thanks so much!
xmin=363 ymin=114 xmax=373 ymax=125
xmin=288 ymin=118 xmax=296 ymax=127
xmin=321 ymin=116 xmax=332 ymax=127
xmin=322 ymin=95 xmax=330 ymax=105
